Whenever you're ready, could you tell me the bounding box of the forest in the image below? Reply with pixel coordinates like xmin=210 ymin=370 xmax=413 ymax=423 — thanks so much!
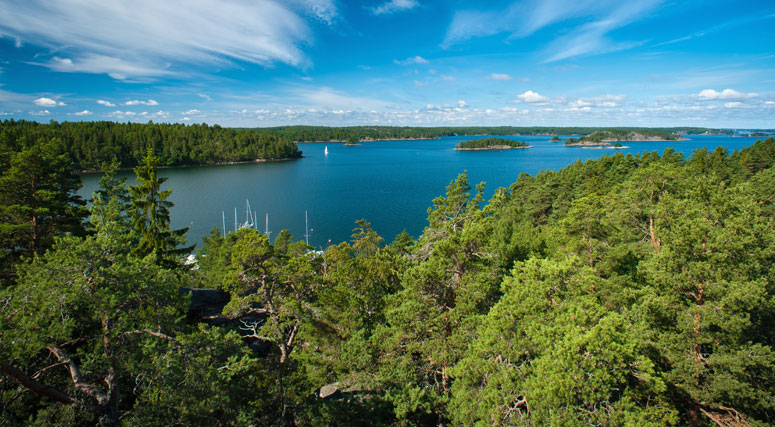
xmin=0 ymin=120 xmax=302 ymax=171
xmin=1 ymin=132 xmax=774 ymax=426
xmin=260 ymin=126 xmax=731 ymax=142
xmin=455 ymin=137 xmax=528 ymax=149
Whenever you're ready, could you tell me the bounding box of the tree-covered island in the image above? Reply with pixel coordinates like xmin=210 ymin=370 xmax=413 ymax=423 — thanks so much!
xmin=565 ymin=129 xmax=688 ymax=146
xmin=454 ymin=137 xmax=529 ymax=150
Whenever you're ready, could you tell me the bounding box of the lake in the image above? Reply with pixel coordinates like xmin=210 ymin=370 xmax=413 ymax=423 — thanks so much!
xmin=79 ymin=134 xmax=767 ymax=249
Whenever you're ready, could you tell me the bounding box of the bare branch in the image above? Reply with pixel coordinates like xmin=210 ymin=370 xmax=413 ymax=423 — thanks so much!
xmin=46 ymin=344 xmax=109 ymax=405
xmin=0 ymin=363 xmax=77 ymax=405
xmin=120 ymin=329 xmax=181 ymax=346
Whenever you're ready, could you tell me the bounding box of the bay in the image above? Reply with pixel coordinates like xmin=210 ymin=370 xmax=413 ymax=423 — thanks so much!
xmin=79 ymin=134 xmax=766 ymax=249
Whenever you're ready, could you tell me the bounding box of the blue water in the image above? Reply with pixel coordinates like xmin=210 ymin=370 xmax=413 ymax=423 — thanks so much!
xmin=79 ymin=134 xmax=767 ymax=249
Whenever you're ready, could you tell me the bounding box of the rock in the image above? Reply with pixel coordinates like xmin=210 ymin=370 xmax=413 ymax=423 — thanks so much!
xmin=319 ymin=383 xmax=341 ymax=399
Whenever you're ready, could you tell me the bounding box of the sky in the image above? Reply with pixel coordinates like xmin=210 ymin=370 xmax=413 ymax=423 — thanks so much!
xmin=0 ymin=0 xmax=773 ymax=128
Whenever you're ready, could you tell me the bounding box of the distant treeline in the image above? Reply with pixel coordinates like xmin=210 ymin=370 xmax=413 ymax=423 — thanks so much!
xmin=456 ymin=137 xmax=528 ymax=149
xmin=260 ymin=125 xmax=732 ymax=142
xmin=0 ymin=120 xmax=302 ymax=170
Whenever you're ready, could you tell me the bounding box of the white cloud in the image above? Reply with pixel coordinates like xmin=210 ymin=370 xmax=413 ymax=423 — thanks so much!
xmin=30 ymin=110 xmax=50 ymax=115
xmin=3 ymin=0 xmax=337 ymax=79
xmin=457 ymin=100 xmax=468 ymax=108
xmin=373 ymin=0 xmax=418 ymax=15
xmin=97 ymin=100 xmax=116 ymax=107
xmin=34 ymin=97 xmax=64 ymax=107
xmin=488 ymin=73 xmax=512 ymax=80
xmin=182 ymin=117 xmax=191 ymax=121
xmin=724 ymin=102 xmax=743 ymax=108
xmin=443 ymin=0 xmax=662 ymax=62
xmin=569 ymin=99 xmax=591 ymax=108
xmin=46 ymin=55 xmax=174 ymax=81
xmin=515 ymin=90 xmax=549 ymax=103
xmin=766 ymin=101 xmax=775 ymax=105
xmin=696 ymin=88 xmax=758 ymax=101
xmin=292 ymin=87 xmax=391 ymax=111
xmin=569 ymin=94 xmax=625 ymax=108
xmin=394 ymin=55 xmax=429 ymax=65
xmin=441 ymin=74 xmax=455 ymax=82
xmin=183 ymin=109 xmax=200 ymax=115
xmin=74 ymin=110 xmax=92 ymax=116
xmin=124 ymin=99 xmax=159 ymax=106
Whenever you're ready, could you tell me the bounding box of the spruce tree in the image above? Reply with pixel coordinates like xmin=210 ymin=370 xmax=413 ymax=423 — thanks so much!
xmin=128 ymin=147 xmax=193 ymax=268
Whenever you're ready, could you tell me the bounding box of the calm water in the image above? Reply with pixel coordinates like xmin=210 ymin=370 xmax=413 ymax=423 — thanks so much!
xmin=79 ymin=134 xmax=766 ymax=249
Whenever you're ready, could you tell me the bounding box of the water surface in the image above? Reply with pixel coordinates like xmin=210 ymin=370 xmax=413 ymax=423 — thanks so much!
xmin=79 ymin=134 xmax=766 ymax=249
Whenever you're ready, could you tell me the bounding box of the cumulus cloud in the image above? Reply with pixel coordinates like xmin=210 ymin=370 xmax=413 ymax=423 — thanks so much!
xmin=515 ymin=90 xmax=549 ymax=104
xmin=125 ymin=99 xmax=159 ymax=106
xmin=457 ymin=100 xmax=468 ymax=108
xmin=30 ymin=110 xmax=50 ymax=115
xmin=34 ymin=97 xmax=65 ymax=107
xmin=97 ymin=100 xmax=116 ymax=107
xmin=697 ymin=88 xmax=758 ymax=101
xmin=1 ymin=0 xmax=337 ymax=79
xmin=724 ymin=101 xmax=743 ymax=108
xmin=568 ymin=94 xmax=625 ymax=108
xmin=488 ymin=73 xmax=512 ymax=80
xmin=394 ymin=55 xmax=430 ymax=65
xmin=372 ymin=0 xmax=418 ymax=15
xmin=183 ymin=109 xmax=201 ymax=115
xmin=74 ymin=110 xmax=92 ymax=116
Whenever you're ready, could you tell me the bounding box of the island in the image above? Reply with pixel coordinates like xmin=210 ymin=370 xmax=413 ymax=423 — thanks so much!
xmin=564 ymin=129 xmax=689 ymax=146
xmin=454 ymin=137 xmax=530 ymax=150
xmin=550 ymin=135 xmax=562 ymax=142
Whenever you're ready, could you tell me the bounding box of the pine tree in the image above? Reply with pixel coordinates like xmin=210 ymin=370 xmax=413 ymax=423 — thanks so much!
xmin=0 ymin=138 xmax=87 ymax=281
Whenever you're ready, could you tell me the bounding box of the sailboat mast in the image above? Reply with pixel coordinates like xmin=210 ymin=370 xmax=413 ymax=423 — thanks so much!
xmin=305 ymin=210 xmax=309 ymax=246
xmin=222 ymin=211 xmax=226 ymax=238
xmin=234 ymin=208 xmax=237 ymax=233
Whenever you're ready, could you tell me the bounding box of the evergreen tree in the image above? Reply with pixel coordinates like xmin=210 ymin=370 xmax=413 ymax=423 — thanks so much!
xmin=0 ymin=138 xmax=87 ymax=281
xmin=128 ymin=147 xmax=194 ymax=268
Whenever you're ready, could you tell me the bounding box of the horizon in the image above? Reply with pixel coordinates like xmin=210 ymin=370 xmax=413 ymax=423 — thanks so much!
xmin=0 ymin=0 xmax=773 ymax=128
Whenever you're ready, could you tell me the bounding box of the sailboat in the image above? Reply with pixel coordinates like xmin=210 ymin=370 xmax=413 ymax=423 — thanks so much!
xmin=239 ymin=199 xmax=255 ymax=230
xmin=324 ymin=146 xmax=329 ymax=155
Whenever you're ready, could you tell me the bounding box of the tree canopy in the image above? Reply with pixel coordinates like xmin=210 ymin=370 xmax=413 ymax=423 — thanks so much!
xmin=1 ymin=136 xmax=774 ymax=426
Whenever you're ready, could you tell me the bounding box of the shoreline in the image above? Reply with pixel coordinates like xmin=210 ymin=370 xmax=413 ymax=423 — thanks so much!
xmin=454 ymin=145 xmax=532 ymax=151
xmin=566 ymin=136 xmax=690 ymax=147
xmin=581 ymin=146 xmax=631 ymax=150
xmin=77 ymin=156 xmax=302 ymax=174
xmin=296 ymin=137 xmax=439 ymax=143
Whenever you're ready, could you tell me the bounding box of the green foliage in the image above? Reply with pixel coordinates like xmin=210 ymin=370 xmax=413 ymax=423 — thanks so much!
xmin=455 ymin=137 xmax=527 ymax=149
xmin=3 ymin=134 xmax=775 ymax=425
xmin=0 ymin=138 xmax=87 ymax=281
xmin=128 ymin=147 xmax=194 ymax=268
xmin=0 ymin=119 xmax=302 ymax=170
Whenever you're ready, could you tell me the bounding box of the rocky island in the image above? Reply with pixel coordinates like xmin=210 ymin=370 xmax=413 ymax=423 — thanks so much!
xmin=455 ymin=137 xmax=530 ymax=150
xmin=564 ymin=129 xmax=689 ymax=146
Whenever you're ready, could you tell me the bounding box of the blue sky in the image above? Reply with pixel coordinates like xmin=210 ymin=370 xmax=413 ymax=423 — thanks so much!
xmin=0 ymin=0 xmax=773 ymax=128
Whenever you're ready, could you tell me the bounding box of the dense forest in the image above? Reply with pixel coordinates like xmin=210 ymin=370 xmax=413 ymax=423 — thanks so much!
xmin=1 ymin=134 xmax=775 ymax=426
xmin=260 ymin=126 xmax=732 ymax=142
xmin=455 ymin=137 xmax=528 ymax=149
xmin=0 ymin=120 xmax=302 ymax=170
